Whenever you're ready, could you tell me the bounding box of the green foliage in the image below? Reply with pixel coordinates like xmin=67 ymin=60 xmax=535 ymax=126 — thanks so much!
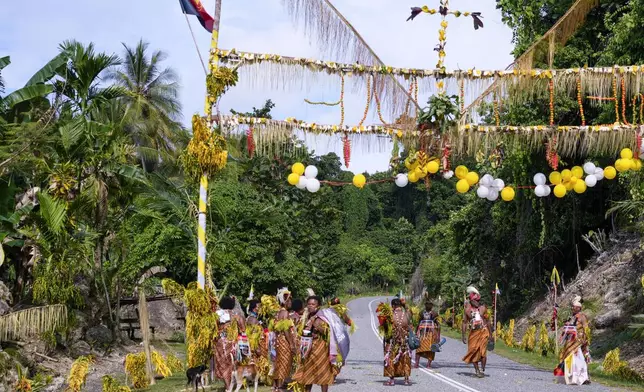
xmin=417 ymin=94 xmax=460 ymax=134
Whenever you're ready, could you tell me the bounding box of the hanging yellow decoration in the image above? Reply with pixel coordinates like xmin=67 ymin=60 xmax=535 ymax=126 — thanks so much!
xmin=501 ymin=186 xmax=515 ymax=201
xmin=292 ymin=162 xmax=305 ymax=175
xmin=620 ymin=148 xmax=633 ymax=159
xmin=561 ymin=169 xmax=572 ymax=182
xmin=353 ymin=174 xmax=367 ymax=189
xmin=183 ymin=115 xmax=228 ymax=180
xmin=615 ymin=159 xmax=630 ymax=173
xmin=409 ymin=171 xmax=420 ymax=183
xmin=604 ymin=166 xmax=617 ymax=179
xmin=466 ymin=172 xmax=479 ymax=186
xmin=426 ymin=160 xmax=440 ymax=174
xmin=554 ymin=184 xmax=567 ymax=198
xmin=634 ymin=159 xmax=642 ymax=171
xmin=549 ymin=171 xmax=562 ymax=185
xmin=574 ymin=180 xmax=587 ymax=194
xmin=288 ymin=173 xmax=300 ymax=186
xmin=455 ymin=165 xmax=469 ymax=180
xmin=456 ymin=179 xmax=470 ymax=193
xmin=571 ymin=166 xmax=584 ymax=178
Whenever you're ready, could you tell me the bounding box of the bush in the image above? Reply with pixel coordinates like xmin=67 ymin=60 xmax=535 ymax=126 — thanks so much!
xmin=504 ymin=319 xmax=515 ymax=347
xmin=521 ymin=325 xmax=537 ymax=352
xmin=602 ymin=348 xmax=642 ymax=382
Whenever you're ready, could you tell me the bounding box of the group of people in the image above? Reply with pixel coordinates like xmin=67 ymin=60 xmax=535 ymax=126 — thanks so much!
xmin=378 ymin=287 xmax=491 ymax=386
xmin=208 ymin=285 xmax=592 ymax=390
xmin=212 ymin=288 xmax=351 ymax=392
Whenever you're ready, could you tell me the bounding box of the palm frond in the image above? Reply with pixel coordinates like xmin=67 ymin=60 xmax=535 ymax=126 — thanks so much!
xmin=0 ymin=56 xmax=9 ymax=71
xmin=2 ymin=85 xmax=54 ymax=108
xmin=25 ymin=52 xmax=68 ymax=86
xmin=37 ymin=192 xmax=67 ymax=235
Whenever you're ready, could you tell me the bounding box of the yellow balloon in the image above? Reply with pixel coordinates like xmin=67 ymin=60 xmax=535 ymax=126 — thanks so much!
xmin=288 ymin=172 xmax=300 ymax=186
xmin=408 ymin=171 xmax=420 ymax=183
xmin=404 ymin=159 xmax=412 ymax=170
xmin=455 ymin=165 xmax=469 ymax=180
xmin=635 ymin=159 xmax=642 ymax=171
xmin=570 ymin=176 xmax=578 ymax=185
xmin=456 ymin=179 xmax=470 ymax=193
xmin=615 ymin=159 xmax=629 ymax=173
xmin=414 ymin=167 xmax=426 ymax=179
xmin=426 ymin=160 xmax=440 ymax=174
xmin=501 ymin=186 xmax=515 ymax=202
xmin=292 ymin=162 xmax=305 ymax=175
xmin=561 ymin=169 xmax=572 ymax=182
xmin=549 ymin=171 xmax=562 ymax=185
xmin=574 ymin=180 xmax=587 ymax=194
xmin=466 ymin=172 xmax=480 ymax=186
xmin=353 ymin=174 xmax=367 ymax=189
xmin=604 ymin=166 xmax=617 ymax=180
xmin=572 ymin=166 xmax=584 ymax=178
xmin=564 ymin=181 xmax=574 ymax=191
xmin=620 ymin=148 xmax=633 ymax=160
xmin=629 ymin=158 xmax=637 ymax=170
xmin=554 ymin=184 xmax=567 ymax=198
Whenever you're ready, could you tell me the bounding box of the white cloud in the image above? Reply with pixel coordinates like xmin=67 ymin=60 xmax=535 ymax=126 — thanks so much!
xmin=0 ymin=0 xmax=514 ymax=173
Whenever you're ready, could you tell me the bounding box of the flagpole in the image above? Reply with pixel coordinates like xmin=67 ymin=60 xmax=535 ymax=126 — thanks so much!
xmin=554 ymin=279 xmax=558 ymax=354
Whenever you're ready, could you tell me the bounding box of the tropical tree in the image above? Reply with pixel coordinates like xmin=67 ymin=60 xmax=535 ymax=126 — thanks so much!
xmin=107 ymin=39 xmax=183 ymax=170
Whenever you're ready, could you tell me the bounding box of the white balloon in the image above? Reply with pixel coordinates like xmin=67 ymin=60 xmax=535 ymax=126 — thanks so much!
xmin=535 ymin=185 xmax=546 ymax=197
xmin=585 ymin=174 xmax=597 ymax=187
xmin=477 ymin=186 xmax=490 ymax=199
xmin=296 ymin=176 xmax=308 ymax=190
xmin=486 ymin=189 xmax=499 ymax=201
xmin=443 ymin=170 xmax=454 ymax=179
xmin=395 ymin=173 xmax=409 ymax=188
xmin=304 ymin=165 xmax=318 ymax=179
xmin=492 ymin=179 xmax=505 ymax=190
xmin=583 ymin=162 xmax=596 ymax=175
xmin=480 ymin=174 xmax=494 ymax=187
xmin=306 ymin=178 xmax=320 ymax=193
xmin=544 ymin=185 xmax=552 ymax=196
xmin=594 ymin=168 xmax=604 ymax=181
xmin=533 ymin=173 xmax=547 ymax=186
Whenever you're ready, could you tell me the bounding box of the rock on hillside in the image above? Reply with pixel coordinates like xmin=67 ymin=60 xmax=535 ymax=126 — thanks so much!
xmin=514 ymin=232 xmax=644 ymax=375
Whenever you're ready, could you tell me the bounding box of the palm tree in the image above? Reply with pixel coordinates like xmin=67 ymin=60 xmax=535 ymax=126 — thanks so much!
xmin=107 ymin=39 xmax=183 ymax=170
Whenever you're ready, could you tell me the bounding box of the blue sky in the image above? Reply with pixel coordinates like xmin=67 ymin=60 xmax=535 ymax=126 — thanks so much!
xmin=0 ymin=0 xmax=514 ymax=173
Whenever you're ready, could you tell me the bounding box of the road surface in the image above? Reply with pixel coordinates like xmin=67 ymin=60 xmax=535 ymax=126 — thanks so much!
xmin=329 ymin=297 xmax=614 ymax=392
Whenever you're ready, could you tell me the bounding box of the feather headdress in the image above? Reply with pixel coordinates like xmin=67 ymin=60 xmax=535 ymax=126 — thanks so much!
xmin=572 ymin=295 xmax=582 ymax=308
xmin=277 ymin=287 xmax=291 ymax=305
xmin=466 ymin=286 xmax=480 ymax=296
xmin=306 ymin=288 xmax=316 ymax=297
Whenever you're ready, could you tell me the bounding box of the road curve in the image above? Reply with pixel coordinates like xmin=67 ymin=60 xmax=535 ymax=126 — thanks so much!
xmin=328 ymin=297 xmax=614 ymax=392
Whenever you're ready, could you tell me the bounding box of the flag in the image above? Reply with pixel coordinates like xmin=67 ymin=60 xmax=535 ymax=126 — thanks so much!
xmin=495 ymin=283 xmax=501 ymax=295
xmin=247 ymin=284 xmax=254 ymax=301
xmin=179 ymin=0 xmax=214 ymax=32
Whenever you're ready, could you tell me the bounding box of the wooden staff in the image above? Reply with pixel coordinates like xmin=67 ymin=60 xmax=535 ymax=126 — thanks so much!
xmin=493 ymin=284 xmax=498 ymax=343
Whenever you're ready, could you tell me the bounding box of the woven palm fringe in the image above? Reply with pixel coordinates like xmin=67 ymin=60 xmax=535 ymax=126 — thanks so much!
xmin=0 ymin=304 xmax=67 ymax=342
xmin=452 ymin=127 xmax=638 ymax=158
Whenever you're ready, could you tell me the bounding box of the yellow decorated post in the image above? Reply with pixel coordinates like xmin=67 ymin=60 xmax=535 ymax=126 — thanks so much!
xmin=197 ymin=175 xmax=208 ymax=289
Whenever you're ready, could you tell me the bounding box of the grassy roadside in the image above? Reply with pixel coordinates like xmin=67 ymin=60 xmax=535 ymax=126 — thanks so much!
xmin=441 ymin=327 xmax=644 ymax=391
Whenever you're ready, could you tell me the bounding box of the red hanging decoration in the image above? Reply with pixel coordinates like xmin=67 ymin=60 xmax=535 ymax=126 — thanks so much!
xmin=441 ymin=143 xmax=451 ymax=172
xmin=546 ymin=136 xmax=559 ymax=170
xmin=246 ymin=127 xmax=256 ymax=158
xmin=636 ymin=133 xmax=642 ymax=159
xmin=343 ymin=134 xmax=351 ymax=168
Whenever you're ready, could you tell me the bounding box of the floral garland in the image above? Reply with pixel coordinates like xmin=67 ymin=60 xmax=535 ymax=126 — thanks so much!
xmin=214 ymin=48 xmax=644 ymax=80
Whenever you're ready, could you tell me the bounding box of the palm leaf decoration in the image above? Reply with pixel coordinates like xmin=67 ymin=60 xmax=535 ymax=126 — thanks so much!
xmin=278 ymin=0 xmax=420 ymax=119
xmin=0 ymin=304 xmax=68 ymax=342
xmin=37 ymin=192 xmax=67 ymax=236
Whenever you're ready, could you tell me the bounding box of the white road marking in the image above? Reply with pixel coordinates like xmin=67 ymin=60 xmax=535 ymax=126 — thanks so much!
xmin=368 ymin=299 xmax=482 ymax=392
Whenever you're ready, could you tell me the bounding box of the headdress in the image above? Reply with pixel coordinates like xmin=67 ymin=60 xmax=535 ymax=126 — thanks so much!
xmin=306 ymin=288 xmax=316 ymax=297
xmin=276 ymin=287 xmax=291 ymax=305
xmin=466 ymin=286 xmax=481 ymax=300
xmin=572 ymin=295 xmax=582 ymax=308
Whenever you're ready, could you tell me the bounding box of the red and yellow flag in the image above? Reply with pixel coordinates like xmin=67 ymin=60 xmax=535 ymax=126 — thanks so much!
xmin=179 ymin=0 xmax=214 ymax=32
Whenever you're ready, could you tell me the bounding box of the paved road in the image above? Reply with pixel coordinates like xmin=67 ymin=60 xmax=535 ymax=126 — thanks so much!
xmin=329 ymin=297 xmax=615 ymax=392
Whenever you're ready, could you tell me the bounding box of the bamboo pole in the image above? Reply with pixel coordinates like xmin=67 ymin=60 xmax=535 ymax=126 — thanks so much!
xmin=138 ymin=290 xmax=155 ymax=386
xmin=554 ymin=282 xmax=559 ymax=354
xmin=493 ymin=284 xmax=498 ymax=343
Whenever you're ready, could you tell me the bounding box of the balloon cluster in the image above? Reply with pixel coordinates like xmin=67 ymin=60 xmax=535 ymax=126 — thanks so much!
xmin=477 ymin=174 xmax=514 ymax=201
xmin=288 ymin=162 xmax=321 ymax=193
xmin=615 ymin=148 xmax=642 ymax=173
xmin=403 ymin=152 xmax=441 ymax=183
xmin=544 ymin=163 xmax=603 ymax=198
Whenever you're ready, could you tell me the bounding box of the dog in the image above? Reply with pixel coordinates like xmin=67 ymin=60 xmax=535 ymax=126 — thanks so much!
xmin=186 ymin=364 xmax=208 ymax=392
xmin=228 ymin=362 xmax=259 ymax=392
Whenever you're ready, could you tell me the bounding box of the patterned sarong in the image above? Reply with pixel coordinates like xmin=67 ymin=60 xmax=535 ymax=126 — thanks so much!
xmin=462 ymin=327 xmax=489 ymax=364
xmin=214 ymin=336 xmax=235 ymax=386
xmin=383 ymin=342 xmax=411 ymax=378
xmin=272 ymin=333 xmax=293 ymax=382
xmin=294 ymin=336 xmax=335 ymax=385
xmin=417 ymin=321 xmax=438 ymax=361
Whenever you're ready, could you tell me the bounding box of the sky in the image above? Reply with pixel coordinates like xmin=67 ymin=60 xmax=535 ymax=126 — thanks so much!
xmin=0 ymin=0 xmax=514 ymax=173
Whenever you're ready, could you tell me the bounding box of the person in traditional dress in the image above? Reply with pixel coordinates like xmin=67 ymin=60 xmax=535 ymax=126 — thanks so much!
xmin=383 ymin=298 xmax=412 ymax=386
xmin=330 ymin=297 xmax=354 ymax=330
xmin=291 ymin=299 xmax=305 ymax=326
xmin=415 ymin=300 xmax=440 ymax=368
xmin=246 ymin=299 xmax=271 ymax=384
xmin=215 ymin=296 xmax=246 ymax=390
xmin=271 ymin=288 xmax=296 ymax=392
xmin=461 ymin=286 xmax=491 ymax=378
xmin=554 ymin=295 xmax=591 ymax=385
xmin=293 ymin=296 xmax=336 ymax=392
